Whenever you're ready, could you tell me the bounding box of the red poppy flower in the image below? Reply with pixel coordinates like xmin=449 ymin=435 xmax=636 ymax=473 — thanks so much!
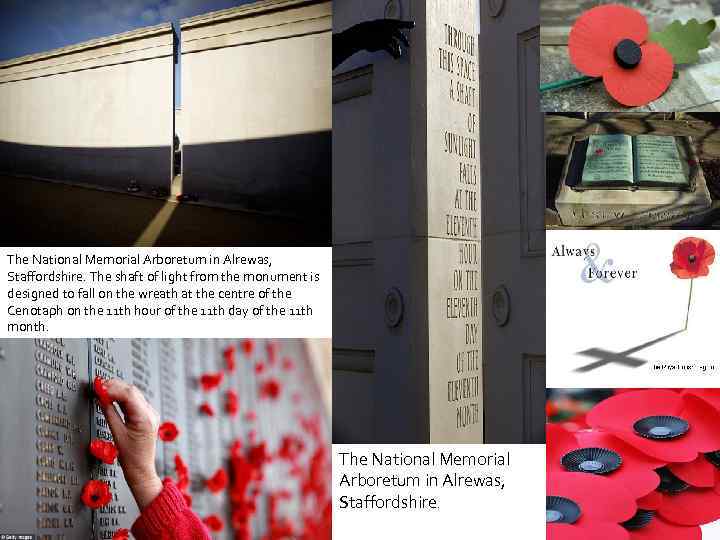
xmin=206 ymin=468 xmax=228 ymax=493
xmin=93 ymin=376 xmax=112 ymax=407
xmin=89 ymin=439 xmax=119 ymax=465
xmin=281 ymin=357 xmax=294 ymax=371
xmin=568 ymin=5 xmax=673 ymax=106
xmin=278 ymin=435 xmax=305 ymax=462
xmin=668 ymin=453 xmax=720 ymax=488
xmin=259 ymin=378 xmax=281 ymax=400
xmin=225 ymin=389 xmax=239 ymax=416
xmin=652 ymin=471 xmax=720 ymax=526
xmin=112 ymin=529 xmax=129 ymax=540
xmin=200 ymin=372 xmax=224 ymax=392
xmin=624 ymin=512 xmax=700 ymax=540
xmin=547 ymin=472 xmax=636 ymax=540
xmin=254 ymin=362 xmax=265 ymax=374
xmin=199 ymin=402 xmax=215 ymax=416
xmin=174 ymin=453 xmax=190 ymax=491
xmin=203 ymin=514 xmax=224 ymax=532
xmin=245 ymin=410 xmax=257 ymax=422
xmin=547 ymin=424 xmax=663 ymax=499
xmin=248 ymin=442 xmax=271 ymax=468
xmin=266 ymin=341 xmax=278 ymax=365
xmin=158 ymin=421 xmax=180 ymax=442
xmin=174 ymin=453 xmax=189 ymax=476
xmin=223 ymin=345 xmax=236 ymax=372
xmin=586 ymin=390 xmax=720 ymax=462
xmin=81 ymin=480 xmax=113 ymax=509
xmin=241 ymin=339 xmax=254 ymax=357
xmin=670 ymin=237 xmax=715 ymax=279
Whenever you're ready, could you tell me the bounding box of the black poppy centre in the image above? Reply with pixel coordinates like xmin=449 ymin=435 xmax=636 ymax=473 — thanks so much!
xmin=657 ymin=467 xmax=690 ymax=494
xmin=561 ymin=447 xmax=622 ymax=474
xmin=706 ymin=450 xmax=720 ymax=468
xmin=546 ymin=496 xmax=581 ymax=524
xmin=614 ymin=38 xmax=642 ymax=69
xmin=633 ymin=415 xmax=689 ymax=439
xmin=622 ymin=509 xmax=655 ymax=530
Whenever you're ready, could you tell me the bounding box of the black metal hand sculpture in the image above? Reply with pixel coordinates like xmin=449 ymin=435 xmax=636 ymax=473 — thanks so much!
xmin=333 ymin=19 xmax=415 ymax=69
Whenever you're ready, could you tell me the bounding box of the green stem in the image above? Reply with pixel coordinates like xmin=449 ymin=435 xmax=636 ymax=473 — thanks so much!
xmin=684 ymin=278 xmax=694 ymax=331
xmin=540 ymin=75 xmax=601 ymax=94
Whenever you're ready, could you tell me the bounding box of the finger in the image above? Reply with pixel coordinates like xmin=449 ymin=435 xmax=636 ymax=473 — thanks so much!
xmin=394 ymin=30 xmax=410 ymax=48
xmin=384 ymin=44 xmax=398 ymax=58
xmin=103 ymin=379 xmax=149 ymax=424
xmin=146 ymin=402 xmax=161 ymax=432
xmin=390 ymin=40 xmax=402 ymax=59
xmin=101 ymin=400 xmax=127 ymax=445
xmin=394 ymin=20 xmax=416 ymax=30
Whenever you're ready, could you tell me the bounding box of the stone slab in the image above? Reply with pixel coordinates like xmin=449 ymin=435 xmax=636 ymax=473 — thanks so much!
xmin=555 ymin=135 xmax=712 ymax=226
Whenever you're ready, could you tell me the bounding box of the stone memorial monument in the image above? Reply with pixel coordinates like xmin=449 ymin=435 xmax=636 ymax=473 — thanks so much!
xmin=0 ymin=339 xmax=329 ymax=539
xmin=332 ymin=0 xmax=545 ymax=444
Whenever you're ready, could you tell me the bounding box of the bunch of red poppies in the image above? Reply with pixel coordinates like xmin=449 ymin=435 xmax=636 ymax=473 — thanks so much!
xmin=547 ymin=389 xmax=720 ymax=539
xmin=82 ymin=340 xmax=330 ymax=539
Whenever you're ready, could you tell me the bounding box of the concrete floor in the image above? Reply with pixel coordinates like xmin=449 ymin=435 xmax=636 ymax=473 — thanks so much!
xmin=2 ymin=175 xmax=329 ymax=246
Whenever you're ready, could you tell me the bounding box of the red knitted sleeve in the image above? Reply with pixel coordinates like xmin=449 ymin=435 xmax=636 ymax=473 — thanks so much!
xmin=131 ymin=479 xmax=211 ymax=540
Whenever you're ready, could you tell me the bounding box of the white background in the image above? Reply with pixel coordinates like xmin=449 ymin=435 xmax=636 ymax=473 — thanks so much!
xmin=0 ymin=246 xmax=331 ymax=338
xmin=547 ymin=230 xmax=720 ymax=388
xmin=333 ymin=444 xmax=545 ymax=538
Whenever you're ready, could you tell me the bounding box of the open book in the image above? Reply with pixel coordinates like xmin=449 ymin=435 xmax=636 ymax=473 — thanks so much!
xmin=569 ymin=134 xmax=690 ymax=190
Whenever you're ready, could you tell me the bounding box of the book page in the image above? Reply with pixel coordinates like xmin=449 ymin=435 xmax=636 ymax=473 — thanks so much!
xmin=634 ymin=135 xmax=688 ymax=187
xmin=580 ymin=134 xmax=634 ymax=185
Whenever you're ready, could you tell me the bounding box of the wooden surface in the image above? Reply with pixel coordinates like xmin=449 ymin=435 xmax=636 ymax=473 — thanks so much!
xmin=545 ymin=114 xmax=720 ymax=226
xmin=540 ymin=0 xmax=720 ymax=112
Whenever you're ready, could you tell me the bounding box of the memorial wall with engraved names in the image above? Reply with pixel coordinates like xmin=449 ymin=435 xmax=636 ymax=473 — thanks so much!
xmin=0 ymin=338 xmax=330 ymax=539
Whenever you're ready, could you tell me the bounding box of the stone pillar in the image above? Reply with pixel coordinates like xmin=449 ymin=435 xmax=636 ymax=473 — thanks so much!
xmin=332 ymin=0 xmax=481 ymax=443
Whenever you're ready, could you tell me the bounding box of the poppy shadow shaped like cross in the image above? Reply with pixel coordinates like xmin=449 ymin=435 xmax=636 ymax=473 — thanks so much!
xmin=573 ymin=328 xmax=686 ymax=372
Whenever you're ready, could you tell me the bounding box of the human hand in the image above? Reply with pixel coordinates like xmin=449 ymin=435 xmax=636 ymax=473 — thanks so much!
xmin=333 ymin=19 xmax=415 ymax=68
xmin=98 ymin=378 xmax=163 ymax=509
xmin=353 ymin=19 xmax=415 ymax=58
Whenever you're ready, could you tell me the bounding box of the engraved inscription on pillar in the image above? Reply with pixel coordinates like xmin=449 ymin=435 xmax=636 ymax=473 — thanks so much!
xmin=428 ymin=0 xmax=482 ymax=441
xmin=89 ymin=338 xmax=130 ymax=539
xmin=34 ymin=338 xmax=90 ymax=540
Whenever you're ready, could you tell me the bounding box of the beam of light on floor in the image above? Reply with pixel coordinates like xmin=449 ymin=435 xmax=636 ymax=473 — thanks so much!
xmin=134 ymin=199 xmax=178 ymax=246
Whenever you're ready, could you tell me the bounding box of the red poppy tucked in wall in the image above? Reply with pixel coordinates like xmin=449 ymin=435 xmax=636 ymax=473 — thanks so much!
xmin=81 ymin=480 xmax=113 ymax=509
xmin=241 ymin=338 xmax=255 ymax=357
xmin=206 ymin=468 xmax=228 ymax=493
xmin=226 ymin=389 xmax=239 ymax=415
xmin=586 ymin=390 xmax=720 ymax=463
xmin=174 ymin=453 xmax=190 ymax=491
xmin=200 ymin=372 xmax=224 ymax=392
xmin=568 ymin=5 xmax=673 ymax=106
xmin=111 ymin=529 xmax=129 ymax=540
xmin=199 ymin=402 xmax=215 ymax=416
xmin=259 ymin=378 xmax=282 ymax=400
xmin=89 ymin=439 xmax=119 ymax=465
xmin=158 ymin=421 xmax=180 ymax=442
xmin=93 ymin=376 xmax=112 ymax=407
xmin=223 ymin=345 xmax=237 ymax=372
xmin=547 ymin=472 xmax=636 ymax=540
xmin=203 ymin=514 xmax=224 ymax=532
xmin=546 ymin=424 xmax=663 ymax=499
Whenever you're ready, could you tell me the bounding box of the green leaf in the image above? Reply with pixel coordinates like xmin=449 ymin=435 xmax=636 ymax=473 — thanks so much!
xmin=648 ymin=19 xmax=716 ymax=65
